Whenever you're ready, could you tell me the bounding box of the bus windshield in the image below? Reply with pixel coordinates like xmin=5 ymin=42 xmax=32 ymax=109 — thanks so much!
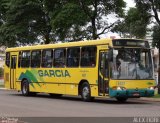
xmin=111 ymin=48 xmax=154 ymax=80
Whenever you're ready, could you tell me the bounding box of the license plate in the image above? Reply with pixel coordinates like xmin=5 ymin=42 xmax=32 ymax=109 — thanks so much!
xmin=133 ymin=93 xmax=140 ymax=96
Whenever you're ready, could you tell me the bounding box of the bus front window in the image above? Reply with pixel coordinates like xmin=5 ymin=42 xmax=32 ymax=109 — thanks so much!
xmin=111 ymin=48 xmax=154 ymax=80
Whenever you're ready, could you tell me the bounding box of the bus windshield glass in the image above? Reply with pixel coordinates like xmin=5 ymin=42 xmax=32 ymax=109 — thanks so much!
xmin=111 ymin=48 xmax=154 ymax=80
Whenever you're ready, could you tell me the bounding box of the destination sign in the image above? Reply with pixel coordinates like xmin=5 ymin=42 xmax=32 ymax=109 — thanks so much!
xmin=112 ymin=39 xmax=150 ymax=48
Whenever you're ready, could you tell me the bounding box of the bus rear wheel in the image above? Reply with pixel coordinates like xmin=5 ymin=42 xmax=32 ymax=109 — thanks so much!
xmin=81 ymin=82 xmax=93 ymax=102
xmin=21 ymin=80 xmax=30 ymax=96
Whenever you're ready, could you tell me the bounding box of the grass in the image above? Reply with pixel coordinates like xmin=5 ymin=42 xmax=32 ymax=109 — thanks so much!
xmin=153 ymin=94 xmax=160 ymax=98
xmin=0 ymin=84 xmax=4 ymax=88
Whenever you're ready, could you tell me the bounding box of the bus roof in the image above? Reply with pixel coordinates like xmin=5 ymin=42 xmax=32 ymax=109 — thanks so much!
xmin=6 ymin=38 xmax=112 ymax=52
xmin=5 ymin=38 xmax=148 ymax=52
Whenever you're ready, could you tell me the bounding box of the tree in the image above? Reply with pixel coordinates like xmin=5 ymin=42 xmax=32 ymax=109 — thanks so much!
xmin=0 ymin=0 xmax=126 ymax=46
xmin=111 ymin=21 xmax=127 ymax=38
xmin=135 ymin=0 xmax=160 ymax=26
xmin=0 ymin=0 xmax=57 ymax=46
xmin=0 ymin=0 xmax=11 ymax=46
xmin=135 ymin=0 xmax=160 ymax=47
xmin=50 ymin=1 xmax=90 ymax=41
xmin=0 ymin=0 xmax=10 ymax=26
xmin=4 ymin=0 xmax=53 ymax=45
xmin=52 ymin=0 xmax=126 ymax=41
xmin=112 ymin=7 xmax=150 ymax=38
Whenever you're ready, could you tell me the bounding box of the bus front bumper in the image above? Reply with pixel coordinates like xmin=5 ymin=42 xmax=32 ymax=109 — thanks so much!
xmin=109 ymin=89 xmax=155 ymax=98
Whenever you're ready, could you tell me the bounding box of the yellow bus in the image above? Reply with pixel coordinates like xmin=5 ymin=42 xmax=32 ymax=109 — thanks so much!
xmin=4 ymin=39 xmax=156 ymax=102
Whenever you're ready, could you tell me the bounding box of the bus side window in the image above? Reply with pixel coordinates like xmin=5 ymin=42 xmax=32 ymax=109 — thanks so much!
xmin=5 ymin=52 xmax=10 ymax=67
xmin=42 ymin=49 xmax=53 ymax=68
xmin=67 ymin=48 xmax=80 ymax=67
xmin=31 ymin=50 xmax=41 ymax=68
xmin=81 ymin=46 xmax=96 ymax=67
xmin=53 ymin=49 xmax=66 ymax=67
xmin=21 ymin=51 xmax=30 ymax=68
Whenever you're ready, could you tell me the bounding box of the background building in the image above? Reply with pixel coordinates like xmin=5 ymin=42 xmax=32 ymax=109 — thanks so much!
xmin=145 ymin=32 xmax=159 ymax=85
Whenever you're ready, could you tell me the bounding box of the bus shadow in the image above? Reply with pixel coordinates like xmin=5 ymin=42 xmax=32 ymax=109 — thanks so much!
xmin=61 ymin=97 xmax=151 ymax=105
xmin=10 ymin=92 xmax=153 ymax=105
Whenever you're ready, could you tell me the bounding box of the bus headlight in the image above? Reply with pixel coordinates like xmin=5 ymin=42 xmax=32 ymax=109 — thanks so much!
xmin=112 ymin=86 xmax=126 ymax=91
xmin=117 ymin=87 xmax=122 ymax=90
xmin=149 ymin=86 xmax=155 ymax=90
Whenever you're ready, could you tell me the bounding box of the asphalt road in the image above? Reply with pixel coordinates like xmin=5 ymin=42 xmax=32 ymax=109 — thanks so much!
xmin=0 ymin=89 xmax=160 ymax=117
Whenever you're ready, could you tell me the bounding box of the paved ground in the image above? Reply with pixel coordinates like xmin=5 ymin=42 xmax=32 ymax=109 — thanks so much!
xmin=0 ymin=89 xmax=160 ymax=118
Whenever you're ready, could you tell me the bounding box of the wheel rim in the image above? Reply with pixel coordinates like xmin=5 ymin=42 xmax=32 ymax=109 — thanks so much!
xmin=82 ymin=86 xmax=89 ymax=99
xmin=22 ymin=83 xmax=27 ymax=94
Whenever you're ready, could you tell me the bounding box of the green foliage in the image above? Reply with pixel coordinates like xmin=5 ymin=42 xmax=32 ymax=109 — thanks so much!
xmin=51 ymin=2 xmax=89 ymax=41
xmin=112 ymin=7 xmax=150 ymax=38
xmin=0 ymin=67 xmax=4 ymax=77
xmin=0 ymin=84 xmax=4 ymax=88
xmin=0 ymin=0 xmax=53 ymax=46
xmin=135 ymin=0 xmax=160 ymax=48
xmin=113 ymin=0 xmax=160 ymax=42
xmin=135 ymin=0 xmax=160 ymax=25
xmin=153 ymin=94 xmax=160 ymax=98
xmin=52 ymin=0 xmax=126 ymax=40
xmin=0 ymin=0 xmax=126 ymax=46
xmin=126 ymin=7 xmax=150 ymax=38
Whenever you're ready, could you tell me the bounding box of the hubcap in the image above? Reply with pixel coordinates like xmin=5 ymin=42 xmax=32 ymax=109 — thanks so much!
xmin=23 ymin=83 xmax=27 ymax=94
xmin=82 ymin=87 xmax=89 ymax=99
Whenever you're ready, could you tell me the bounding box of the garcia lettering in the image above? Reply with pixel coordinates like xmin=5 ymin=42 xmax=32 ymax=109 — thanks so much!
xmin=38 ymin=70 xmax=71 ymax=77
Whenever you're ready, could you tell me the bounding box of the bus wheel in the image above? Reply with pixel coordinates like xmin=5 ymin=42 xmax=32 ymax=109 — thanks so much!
xmin=116 ymin=97 xmax=128 ymax=102
xmin=81 ymin=82 xmax=93 ymax=102
xmin=21 ymin=80 xmax=30 ymax=96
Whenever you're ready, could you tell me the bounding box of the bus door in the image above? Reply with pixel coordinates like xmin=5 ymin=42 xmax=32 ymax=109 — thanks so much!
xmin=10 ymin=55 xmax=17 ymax=89
xmin=98 ymin=51 xmax=109 ymax=96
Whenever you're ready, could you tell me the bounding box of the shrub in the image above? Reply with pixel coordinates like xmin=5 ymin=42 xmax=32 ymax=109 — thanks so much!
xmin=0 ymin=67 xmax=4 ymax=77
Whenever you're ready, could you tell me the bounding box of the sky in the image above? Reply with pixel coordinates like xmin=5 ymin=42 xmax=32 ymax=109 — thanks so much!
xmin=124 ymin=0 xmax=136 ymax=10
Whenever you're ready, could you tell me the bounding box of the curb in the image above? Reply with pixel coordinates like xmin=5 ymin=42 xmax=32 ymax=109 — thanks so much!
xmin=0 ymin=88 xmax=6 ymax=90
xmin=139 ymin=97 xmax=160 ymax=102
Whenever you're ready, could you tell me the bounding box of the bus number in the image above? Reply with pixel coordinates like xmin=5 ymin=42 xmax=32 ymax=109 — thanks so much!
xmin=117 ymin=81 xmax=125 ymax=86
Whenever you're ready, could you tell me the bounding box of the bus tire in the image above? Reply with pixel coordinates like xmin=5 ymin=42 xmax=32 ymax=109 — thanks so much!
xmin=81 ymin=82 xmax=93 ymax=102
xmin=116 ymin=97 xmax=128 ymax=102
xmin=21 ymin=80 xmax=30 ymax=96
